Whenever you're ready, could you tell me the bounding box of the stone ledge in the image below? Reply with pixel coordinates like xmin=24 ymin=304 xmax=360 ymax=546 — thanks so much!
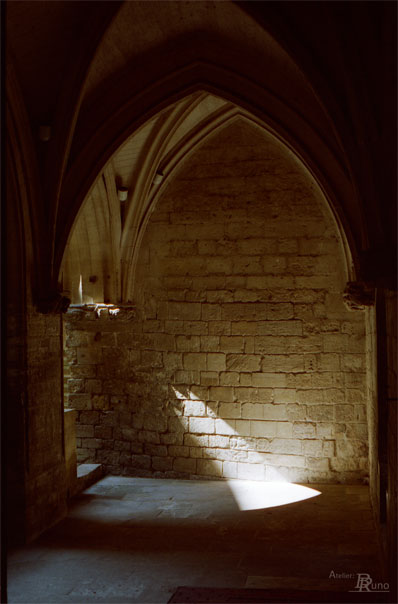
xmin=343 ymin=282 xmax=375 ymax=310
xmin=74 ymin=463 xmax=105 ymax=495
xmin=67 ymin=304 xmax=136 ymax=321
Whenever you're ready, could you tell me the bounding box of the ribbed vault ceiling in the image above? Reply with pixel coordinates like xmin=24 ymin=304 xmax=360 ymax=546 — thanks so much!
xmin=62 ymin=92 xmax=258 ymax=304
xmin=62 ymin=88 xmax=352 ymax=307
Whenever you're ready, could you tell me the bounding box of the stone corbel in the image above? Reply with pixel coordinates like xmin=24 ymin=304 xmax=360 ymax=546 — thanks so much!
xmin=67 ymin=303 xmax=136 ymax=321
xmin=343 ymin=281 xmax=376 ymax=310
xmin=37 ymin=292 xmax=71 ymax=314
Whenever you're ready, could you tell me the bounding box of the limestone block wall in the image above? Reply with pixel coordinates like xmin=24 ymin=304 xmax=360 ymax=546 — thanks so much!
xmin=64 ymin=122 xmax=369 ymax=483
xmin=6 ymin=302 xmax=28 ymax=545
xmin=23 ymin=307 xmax=67 ymax=542
xmin=8 ymin=302 xmax=68 ymax=545
xmin=385 ymin=289 xmax=397 ymax=593
xmin=366 ymin=306 xmax=379 ymax=517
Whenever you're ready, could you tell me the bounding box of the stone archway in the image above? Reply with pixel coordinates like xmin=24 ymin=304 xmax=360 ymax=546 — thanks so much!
xmin=62 ymin=114 xmax=369 ymax=485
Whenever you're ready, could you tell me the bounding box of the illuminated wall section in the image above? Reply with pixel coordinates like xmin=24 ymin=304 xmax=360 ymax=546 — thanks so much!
xmin=64 ymin=121 xmax=368 ymax=483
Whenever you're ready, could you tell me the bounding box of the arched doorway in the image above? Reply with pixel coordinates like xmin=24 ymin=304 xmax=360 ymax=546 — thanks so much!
xmin=61 ymin=95 xmax=369 ymax=486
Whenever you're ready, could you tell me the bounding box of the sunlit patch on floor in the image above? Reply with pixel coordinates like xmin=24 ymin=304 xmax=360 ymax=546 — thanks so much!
xmin=227 ymin=480 xmax=321 ymax=511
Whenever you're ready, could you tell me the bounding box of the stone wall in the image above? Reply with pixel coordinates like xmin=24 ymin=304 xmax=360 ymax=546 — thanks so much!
xmin=24 ymin=307 xmax=68 ymax=541
xmin=64 ymin=122 xmax=369 ymax=483
xmin=385 ymin=289 xmax=397 ymax=597
xmin=7 ymin=303 xmax=68 ymax=544
xmin=366 ymin=306 xmax=379 ymax=518
xmin=6 ymin=166 xmax=67 ymax=544
xmin=6 ymin=303 xmax=28 ymax=545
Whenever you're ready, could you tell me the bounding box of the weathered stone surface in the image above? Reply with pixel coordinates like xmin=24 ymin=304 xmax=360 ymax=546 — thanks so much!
xmin=197 ymin=459 xmax=222 ymax=477
xmin=63 ymin=125 xmax=368 ymax=484
xmin=173 ymin=457 xmax=196 ymax=473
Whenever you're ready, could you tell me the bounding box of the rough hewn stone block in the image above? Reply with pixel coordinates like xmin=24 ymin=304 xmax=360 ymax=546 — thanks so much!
xmin=208 ymin=435 xmax=230 ymax=448
xmin=335 ymin=405 xmax=355 ymax=421
xmin=78 ymin=411 xmax=99 ymax=425
xmin=200 ymin=371 xmax=219 ymax=386
xmin=305 ymin=457 xmax=329 ymax=472
xmin=144 ymin=415 xmax=167 ymax=432
xmin=81 ymin=438 xmax=103 ymax=449
xmin=67 ymin=378 xmax=85 ymax=393
xmin=200 ymin=336 xmax=220 ymax=352
xmin=141 ymin=350 xmax=163 ymax=368
xmin=250 ymin=421 xmax=277 ymax=438
xmin=293 ymin=422 xmax=316 ymax=438
xmin=234 ymin=419 xmax=251 ymax=437
xmin=275 ymin=422 xmax=293 ymax=437
xmin=257 ymin=321 xmax=302 ymax=336
xmin=69 ymin=365 xmax=96 ymax=378
xmin=226 ymin=354 xmax=261 ymax=372
xmin=138 ymin=430 xmax=160 ymax=444
xmin=286 ymin=373 xmax=312 ymax=388
xmin=219 ymin=372 xmax=239 ymax=386
xmin=188 ymin=447 xmax=203 ymax=458
xmin=76 ymin=425 xmax=94 ymax=438
xmin=263 ymin=404 xmax=287 ymax=421
xmin=207 ymin=353 xmax=226 ymax=371
xmin=195 ymin=458 xmax=221 ymax=477
xmin=209 ymin=386 xmax=234 ymax=403
xmin=286 ymin=403 xmax=307 ymax=421
xmin=183 ymin=396 xmax=205 ymax=415
xmin=221 ymin=303 xmax=267 ymax=321
xmin=201 ymin=304 xmax=222 ymax=321
xmin=145 ymin=444 xmax=168 ymax=457
xmin=219 ymin=402 xmax=241 ymax=418
xmin=241 ymin=403 xmax=263 ymax=420
xmin=336 ymin=439 xmax=368 ymax=458
xmin=296 ymin=389 xmax=324 ymax=404
xmin=131 ymin=454 xmax=151 ymax=469
xmin=316 ymin=353 xmax=340 ymax=371
xmin=182 ymin=321 xmax=208 ymax=335
xmin=222 ymin=461 xmax=238 ymax=478
xmin=274 ymin=388 xmax=296 ymax=404
xmin=268 ymin=438 xmax=302 ymax=455
xmin=303 ymin=440 xmax=323 ymax=456
xmin=114 ymin=440 xmax=131 ymax=451
xmin=152 ymin=456 xmax=173 ymax=471
xmin=322 ymin=440 xmax=336 ymax=457
xmin=69 ymin=394 xmax=92 ymax=410
xmin=231 ymin=321 xmax=257 ymax=335
xmin=341 ymin=354 xmax=365 ymax=372
xmin=261 ymin=355 xmax=304 ymax=372
xmin=94 ymin=426 xmax=113 ymax=439
xmin=176 ymin=335 xmax=200 ymax=352
xmin=239 ymin=373 xmax=252 ymax=386
xmin=184 ymin=433 xmax=209 ymax=447
xmin=77 ymin=348 xmax=102 ymax=364
xmin=306 ymin=405 xmax=334 ymax=421
xmin=88 ymin=394 xmax=109 ymax=411
xmin=215 ymin=418 xmax=236 ymax=435
xmin=173 ymin=457 xmax=197 ymax=473
xmin=220 ymin=336 xmax=245 ymax=352
xmin=183 ymin=353 xmax=207 ymax=371
xmin=168 ymin=445 xmax=189 ymax=458
xmin=102 ymin=380 xmax=125 ymax=395
xmin=267 ymin=303 xmax=294 ymax=320
xmin=237 ymin=462 xmax=265 ymax=480
xmin=251 ymin=373 xmax=284 ymax=388
xmin=189 ymin=417 xmax=215 ymax=434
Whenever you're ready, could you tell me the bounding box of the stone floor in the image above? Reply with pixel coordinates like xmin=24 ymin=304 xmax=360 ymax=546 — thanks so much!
xmin=8 ymin=476 xmax=386 ymax=603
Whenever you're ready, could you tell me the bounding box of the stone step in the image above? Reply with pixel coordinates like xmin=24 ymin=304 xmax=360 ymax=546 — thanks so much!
xmin=75 ymin=463 xmax=104 ymax=495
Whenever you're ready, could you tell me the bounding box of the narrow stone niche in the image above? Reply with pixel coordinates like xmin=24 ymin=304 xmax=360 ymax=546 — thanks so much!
xmin=63 ymin=121 xmax=368 ymax=484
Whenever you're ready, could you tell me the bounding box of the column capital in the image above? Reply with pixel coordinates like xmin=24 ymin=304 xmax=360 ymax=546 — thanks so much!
xmin=343 ymin=281 xmax=375 ymax=310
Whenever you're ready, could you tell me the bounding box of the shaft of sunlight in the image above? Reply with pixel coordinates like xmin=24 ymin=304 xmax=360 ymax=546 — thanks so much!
xmin=227 ymin=480 xmax=321 ymax=511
